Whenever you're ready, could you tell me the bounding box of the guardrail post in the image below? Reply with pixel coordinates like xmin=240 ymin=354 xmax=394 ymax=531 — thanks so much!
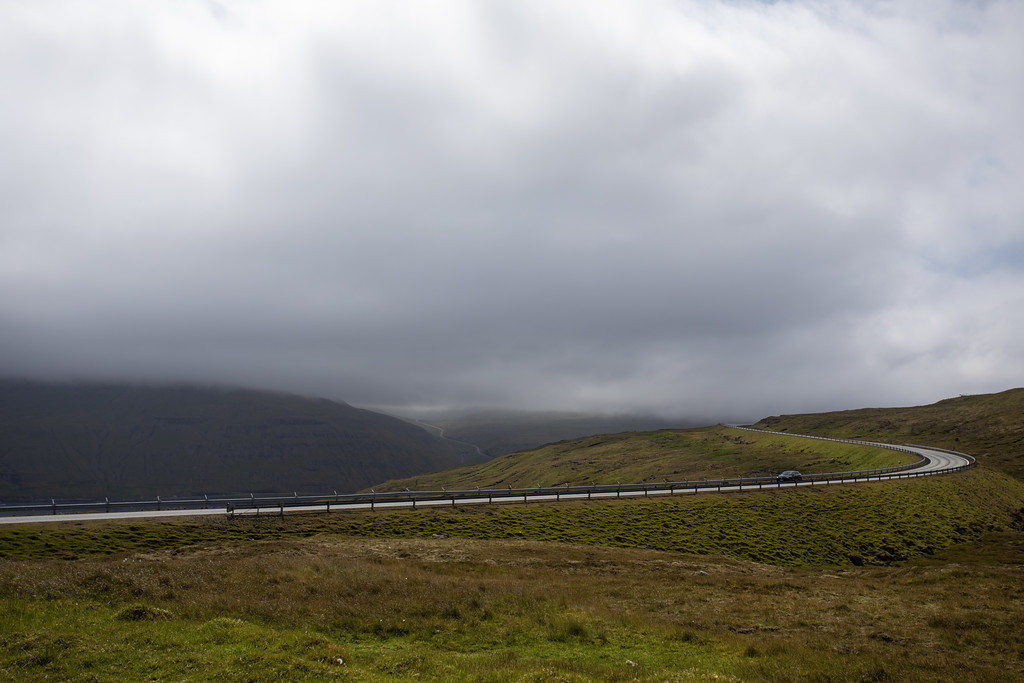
xmin=204 ymin=494 xmax=209 ymax=509
xmin=105 ymin=497 xmax=110 ymax=513
xmin=279 ymin=502 xmax=284 ymax=518
xmin=52 ymin=498 xmax=57 ymax=515
xmin=156 ymin=496 xmax=161 ymax=511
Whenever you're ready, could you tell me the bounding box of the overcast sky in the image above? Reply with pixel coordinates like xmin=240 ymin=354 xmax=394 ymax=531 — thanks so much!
xmin=2 ymin=1 xmax=1022 ymax=422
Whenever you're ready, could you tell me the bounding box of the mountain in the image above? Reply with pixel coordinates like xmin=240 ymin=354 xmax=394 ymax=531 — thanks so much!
xmin=0 ymin=379 xmax=469 ymax=501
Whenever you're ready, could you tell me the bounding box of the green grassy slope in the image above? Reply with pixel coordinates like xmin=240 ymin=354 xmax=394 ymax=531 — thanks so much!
xmin=374 ymin=425 xmax=916 ymax=492
xmin=0 ymin=379 xmax=468 ymax=500
xmin=7 ymin=468 xmax=1019 ymax=568
xmin=752 ymin=388 xmax=1024 ymax=479
xmin=427 ymin=410 xmax=694 ymax=458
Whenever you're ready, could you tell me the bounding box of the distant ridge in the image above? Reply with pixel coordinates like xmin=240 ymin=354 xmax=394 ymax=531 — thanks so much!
xmin=427 ymin=410 xmax=694 ymax=458
xmin=0 ymin=379 xmax=469 ymax=500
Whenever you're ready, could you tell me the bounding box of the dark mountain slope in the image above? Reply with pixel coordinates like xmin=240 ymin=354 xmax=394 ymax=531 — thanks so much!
xmin=0 ymin=380 xmax=465 ymax=500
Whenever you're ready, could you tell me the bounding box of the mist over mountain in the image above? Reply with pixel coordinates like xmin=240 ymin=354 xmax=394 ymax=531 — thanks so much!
xmin=423 ymin=410 xmax=700 ymax=459
xmin=0 ymin=379 xmax=475 ymax=501
xmin=3 ymin=2 xmax=1022 ymax=421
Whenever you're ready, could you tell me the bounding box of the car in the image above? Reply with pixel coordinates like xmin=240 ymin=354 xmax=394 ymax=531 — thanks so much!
xmin=777 ymin=470 xmax=803 ymax=483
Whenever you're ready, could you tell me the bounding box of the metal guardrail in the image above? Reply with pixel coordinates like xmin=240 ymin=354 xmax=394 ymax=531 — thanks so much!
xmin=0 ymin=428 xmax=975 ymax=519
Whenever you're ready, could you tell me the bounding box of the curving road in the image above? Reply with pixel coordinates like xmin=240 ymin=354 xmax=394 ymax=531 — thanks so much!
xmin=730 ymin=427 xmax=974 ymax=474
xmin=0 ymin=429 xmax=974 ymax=525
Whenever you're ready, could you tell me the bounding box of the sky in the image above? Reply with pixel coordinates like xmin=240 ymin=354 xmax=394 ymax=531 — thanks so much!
xmin=2 ymin=0 xmax=1023 ymax=423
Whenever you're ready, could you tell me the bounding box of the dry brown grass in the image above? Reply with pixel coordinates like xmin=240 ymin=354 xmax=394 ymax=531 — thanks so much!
xmin=3 ymin=532 xmax=1023 ymax=680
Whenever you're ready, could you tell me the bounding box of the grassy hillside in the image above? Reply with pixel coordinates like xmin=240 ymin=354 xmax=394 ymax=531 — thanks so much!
xmin=752 ymin=388 xmax=1024 ymax=479
xmin=0 ymin=380 xmax=471 ymax=501
xmin=374 ymin=425 xmax=916 ymax=492
xmin=1 ymin=468 xmax=1020 ymax=567
xmin=425 ymin=410 xmax=693 ymax=458
xmin=1 ymin=468 xmax=1023 ymax=680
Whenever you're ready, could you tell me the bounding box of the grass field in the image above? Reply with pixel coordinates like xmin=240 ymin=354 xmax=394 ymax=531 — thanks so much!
xmin=2 ymin=468 xmax=1024 ymax=681
xmin=3 ymin=469 xmax=1018 ymax=567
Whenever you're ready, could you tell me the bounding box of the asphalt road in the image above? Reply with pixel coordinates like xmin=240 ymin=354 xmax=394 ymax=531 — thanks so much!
xmin=0 ymin=431 xmax=973 ymax=525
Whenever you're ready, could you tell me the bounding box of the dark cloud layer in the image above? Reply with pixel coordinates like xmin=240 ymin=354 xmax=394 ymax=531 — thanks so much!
xmin=2 ymin=1 xmax=1023 ymax=421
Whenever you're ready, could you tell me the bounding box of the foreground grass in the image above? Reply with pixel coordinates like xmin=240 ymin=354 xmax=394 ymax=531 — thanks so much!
xmin=2 ymin=470 xmax=1023 ymax=680
xmin=2 ymin=533 xmax=1024 ymax=682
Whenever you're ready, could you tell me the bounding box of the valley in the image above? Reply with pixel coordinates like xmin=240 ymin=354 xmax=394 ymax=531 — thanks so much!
xmin=1 ymin=388 xmax=1023 ymax=680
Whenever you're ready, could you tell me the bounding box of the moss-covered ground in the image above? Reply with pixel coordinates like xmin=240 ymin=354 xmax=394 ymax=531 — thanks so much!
xmin=2 ymin=468 xmax=1024 ymax=680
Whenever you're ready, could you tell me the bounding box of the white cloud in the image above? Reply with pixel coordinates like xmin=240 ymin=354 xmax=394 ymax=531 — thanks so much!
xmin=1 ymin=0 xmax=1022 ymax=419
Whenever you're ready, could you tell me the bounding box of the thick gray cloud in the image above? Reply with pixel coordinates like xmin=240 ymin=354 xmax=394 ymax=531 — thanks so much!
xmin=2 ymin=0 xmax=1023 ymax=421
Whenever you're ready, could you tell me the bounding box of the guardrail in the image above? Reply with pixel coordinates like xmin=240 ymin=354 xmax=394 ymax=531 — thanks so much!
xmin=733 ymin=427 xmax=978 ymax=467
xmin=0 ymin=429 xmax=975 ymax=519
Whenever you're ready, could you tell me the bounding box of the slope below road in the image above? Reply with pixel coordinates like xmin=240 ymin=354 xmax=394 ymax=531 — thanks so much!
xmin=0 ymin=430 xmax=973 ymax=524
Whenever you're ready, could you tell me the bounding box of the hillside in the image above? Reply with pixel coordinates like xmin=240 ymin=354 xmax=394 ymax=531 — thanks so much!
xmin=373 ymin=425 xmax=916 ymax=492
xmin=423 ymin=410 xmax=693 ymax=458
xmin=751 ymin=388 xmax=1024 ymax=479
xmin=0 ymin=379 xmax=472 ymax=501
xmin=375 ymin=389 xmax=1024 ymax=492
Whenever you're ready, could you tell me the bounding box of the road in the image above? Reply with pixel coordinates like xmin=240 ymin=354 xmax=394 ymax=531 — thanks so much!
xmin=0 ymin=429 xmax=974 ymax=525
xmin=415 ymin=419 xmax=485 ymax=462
